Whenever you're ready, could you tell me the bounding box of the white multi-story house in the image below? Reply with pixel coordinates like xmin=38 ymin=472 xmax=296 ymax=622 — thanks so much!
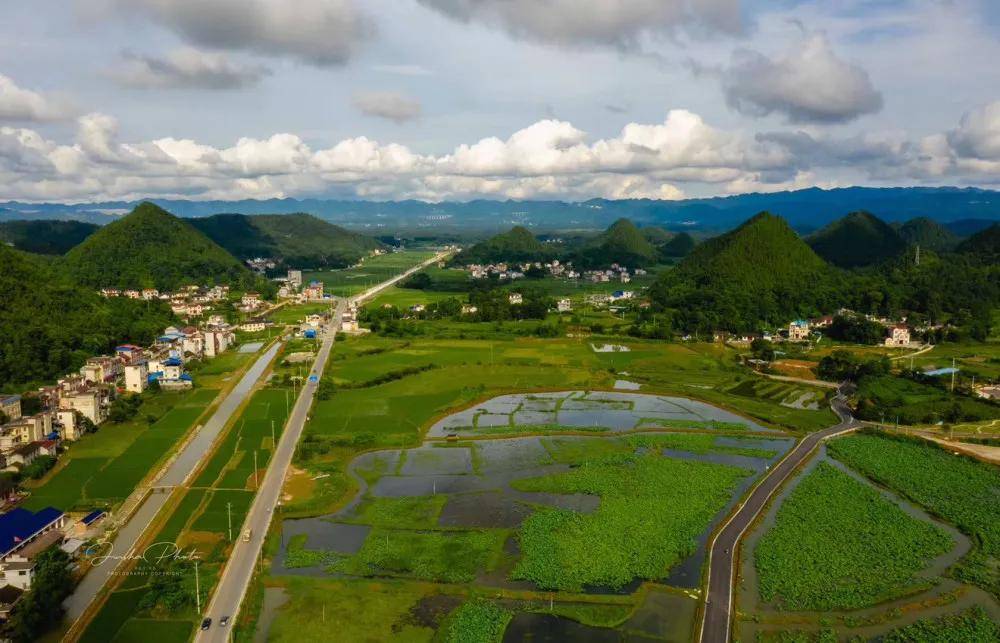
xmin=884 ymin=324 xmax=911 ymax=347
xmin=788 ymin=320 xmax=810 ymax=342
xmin=0 ymin=396 xmax=21 ymax=422
xmin=557 ymin=299 xmax=572 ymax=313
xmin=508 ymin=293 xmax=523 ymax=305
xmin=124 ymin=362 xmax=149 ymax=394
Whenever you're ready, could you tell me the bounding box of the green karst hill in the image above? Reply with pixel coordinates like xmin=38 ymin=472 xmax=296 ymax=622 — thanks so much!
xmin=0 ymin=244 xmax=173 ymax=388
xmin=0 ymin=220 xmax=99 ymax=255
xmin=650 ymin=212 xmax=833 ymax=331
xmin=455 ymin=226 xmax=554 ymax=264
xmin=807 ymin=211 xmax=906 ymax=268
xmin=64 ymin=202 xmax=254 ymax=290
xmin=189 ymin=212 xmax=384 ymax=269
xmin=896 ymin=217 xmax=959 ymax=252
xmin=578 ymin=218 xmax=660 ymax=268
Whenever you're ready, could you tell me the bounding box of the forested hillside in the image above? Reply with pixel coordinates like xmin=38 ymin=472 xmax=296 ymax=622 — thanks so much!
xmin=576 ymin=218 xmax=660 ymax=268
xmin=896 ymin=217 xmax=959 ymax=252
xmin=455 ymin=226 xmax=555 ymax=264
xmin=63 ymin=203 xmax=257 ymax=291
xmin=808 ymin=211 xmax=906 ymax=268
xmin=0 ymin=220 xmax=99 ymax=254
xmin=189 ymin=213 xmax=384 ymax=270
xmin=650 ymin=212 xmax=836 ymax=332
xmin=0 ymin=245 xmax=174 ymax=389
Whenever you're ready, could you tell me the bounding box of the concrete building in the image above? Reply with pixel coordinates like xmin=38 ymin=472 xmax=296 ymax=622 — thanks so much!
xmin=557 ymin=299 xmax=572 ymax=313
xmin=124 ymin=362 xmax=149 ymax=394
xmin=0 ymin=397 xmax=21 ymax=423
xmin=59 ymin=390 xmax=105 ymax=426
xmin=788 ymin=320 xmax=811 ymax=342
xmin=884 ymin=324 xmax=911 ymax=347
xmin=508 ymin=293 xmax=523 ymax=305
xmin=288 ymin=269 xmax=303 ymax=289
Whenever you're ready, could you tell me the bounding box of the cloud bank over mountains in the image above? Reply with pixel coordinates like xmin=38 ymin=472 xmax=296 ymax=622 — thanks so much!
xmin=3 ymin=73 xmax=999 ymax=203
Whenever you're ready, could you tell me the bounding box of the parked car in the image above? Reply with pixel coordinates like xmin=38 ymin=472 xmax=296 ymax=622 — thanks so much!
xmin=201 ymin=618 xmax=212 ymax=631
xmin=220 ymin=616 xmax=230 ymax=627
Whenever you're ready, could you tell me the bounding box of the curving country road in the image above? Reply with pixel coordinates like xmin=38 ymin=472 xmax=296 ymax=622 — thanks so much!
xmin=699 ymin=385 xmax=860 ymax=643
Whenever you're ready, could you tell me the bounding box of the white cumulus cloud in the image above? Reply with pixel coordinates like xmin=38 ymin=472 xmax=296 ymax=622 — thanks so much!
xmin=0 ymin=74 xmax=74 ymax=122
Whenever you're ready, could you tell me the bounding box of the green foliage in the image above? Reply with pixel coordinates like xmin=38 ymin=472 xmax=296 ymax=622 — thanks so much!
xmin=882 ymin=606 xmax=999 ymax=642
xmin=755 ymin=462 xmax=952 ymax=610
xmin=441 ymin=600 xmax=512 ymax=643
xmin=331 ymin=528 xmax=506 ymax=583
xmin=825 ymin=314 xmax=888 ymax=345
xmin=352 ymin=496 xmax=446 ymax=528
xmin=63 ymin=202 xmax=256 ymax=290
xmin=625 ymin=433 xmax=775 ymax=458
xmin=827 ymin=433 xmax=1000 ymax=556
xmin=20 ymin=455 xmax=56 ymax=480
xmin=576 ymin=218 xmax=660 ymax=268
xmin=284 ymin=534 xmax=341 ymax=569
xmin=2 ymin=547 xmax=73 ymax=642
xmin=650 ymin=212 xmax=832 ymax=333
xmin=189 ymin=212 xmax=383 ymax=270
xmin=807 ymin=211 xmax=906 ymax=268
xmin=896 ymin=217 xmax=959 ymax=252
xmin=0 ymin=244 xmax=175 ymax=389
xmin=108 ymin=393 xmax=144 ymax=423
xmin=0 ymin=219 xmax=99 ymax=254
xmin=956 ymin=223 xmax=1000 ymax=260
xmin=511 ymin=453 xmax=750 ymax=591
xmin=816 ymin=349 xmax=889 ymax=381
xmin=456 ymin=226 xmax=554 ymax=264
xmin=853 ymin=374 xmax=998 ymax=424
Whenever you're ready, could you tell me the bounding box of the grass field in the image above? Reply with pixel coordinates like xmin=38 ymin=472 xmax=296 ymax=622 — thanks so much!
xmin=24 ymin=387 xmax=222 ymax=511
xmin=304 ymin=250 xmax=438 ymax=297
xmin=882 ymin=606 xmax=1000 ymax=642
xmin=754 ymin=462 xmax=953 ymax=610
xmin=268 ymin=302 xmax=332 ymax=325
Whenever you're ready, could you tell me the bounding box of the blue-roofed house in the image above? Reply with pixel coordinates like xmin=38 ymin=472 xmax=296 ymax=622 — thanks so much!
xmin=0 ymin=507 xmax=66 ymax=559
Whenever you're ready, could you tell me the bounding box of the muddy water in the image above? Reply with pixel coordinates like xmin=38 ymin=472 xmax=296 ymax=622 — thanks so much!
xmin=736 ymin=445 xmax=1000 ymax=641
xmin=427 ymin=390 xmax=776 ymax=437
xmin=252 ymin=587 xmax=288 ymax=643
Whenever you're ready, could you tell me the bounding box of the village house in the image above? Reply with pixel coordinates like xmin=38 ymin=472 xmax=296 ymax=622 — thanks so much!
xmin=141 ymin=288 xmax=159 ymax=300
xmin=241 ymin=320 xmax=267 ymax=333
xmin=58 ymin=388 xmax=107 ymax=426
xmin=0 ymin=397 xmax=20 ymax=423
xmin=557 ymin=299 xmax=572 ymax=313
xmin=884 ymin=324 xmax=911 ymax=347
xmin=288 ymin=269 xmax=303 ymax=289
xmin=302 ymin=282 xmax=325 ymax=300
xmin=461 ymin=304 xmax=478 ymax=315
xmin=100 ymin=288 xmax=120 ymax=298
xmin=241 ymin=292 xmax=262 ymax=309
xmin=123 ymin=361 xmax=149 ymax=394
xmin=80 ymin=356 xmax=121 ymax=385
xmin=508 ymin=293 xmax=523 ymax=305
xmin=0 ymin=412 xmax=52 ymax=451
xmin=788 ymin=320 xmax=811 ymax=342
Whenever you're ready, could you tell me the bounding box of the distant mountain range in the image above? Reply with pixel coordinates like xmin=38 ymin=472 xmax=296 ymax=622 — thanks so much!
xmin=2 ymin=186 xmax=999 ymax=233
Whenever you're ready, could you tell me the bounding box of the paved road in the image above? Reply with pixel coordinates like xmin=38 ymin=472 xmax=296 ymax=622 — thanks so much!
xmin=196 ymin=250 xmax=451 ymax=642
xmin=63 ymin=340 xmax=284 ymax=624
xmin=699 ymin=387 xmax=860 ymax=643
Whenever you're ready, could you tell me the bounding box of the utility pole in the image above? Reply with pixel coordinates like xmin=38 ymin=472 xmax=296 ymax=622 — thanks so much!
xmin=951 ymin=357 xmax=957 ymax=393
xmin=194 ymin=560 xmax=201 ymax=614
xmin=271 ymin=419 xmax=276 ymax=448
xmin=254 ymin=451 xmax=259 ymax=488
xmin=227 ymin=502 xmax=232 ymax=541
xmin=915 ymin=244 xmax=921 ymax=267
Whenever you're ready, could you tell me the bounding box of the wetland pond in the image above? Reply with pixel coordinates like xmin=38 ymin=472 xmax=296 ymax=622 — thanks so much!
xmin=272 ymin=391 xmax=793 ymax=640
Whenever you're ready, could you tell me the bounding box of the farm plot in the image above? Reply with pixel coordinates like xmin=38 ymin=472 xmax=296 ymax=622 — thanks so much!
xmin=304 ymin=250 xmax=437 ymax=297
xmin=754 ymin=462 xmax=953 ymax=610
xmin=24 ymin=388 xmax=218 ymax=511
xmin=511 ymin=452 xmax=752 ymax=591
xmin=828 ymin=431 xmax=1000 ymax=597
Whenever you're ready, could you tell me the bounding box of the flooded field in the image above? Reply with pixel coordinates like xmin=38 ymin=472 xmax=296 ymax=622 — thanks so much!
xmin=427 ymin=390 xmax=776 ymax=437
xmin=268 ymin=391 xmax=795 ymax=640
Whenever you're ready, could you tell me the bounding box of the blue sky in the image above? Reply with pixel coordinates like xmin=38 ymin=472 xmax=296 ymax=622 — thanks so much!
xmin=1 ymin=0 xmax=999 ymax=202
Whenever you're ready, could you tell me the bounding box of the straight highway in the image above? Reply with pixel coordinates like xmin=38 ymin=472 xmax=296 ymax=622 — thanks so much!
xmin=196 ymin=250 xmax=451 ymax=642
xmin=699 ymin=387 xmax=860 ymax=643
xmin=63 ymin=340 xmax=283 ymax=625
